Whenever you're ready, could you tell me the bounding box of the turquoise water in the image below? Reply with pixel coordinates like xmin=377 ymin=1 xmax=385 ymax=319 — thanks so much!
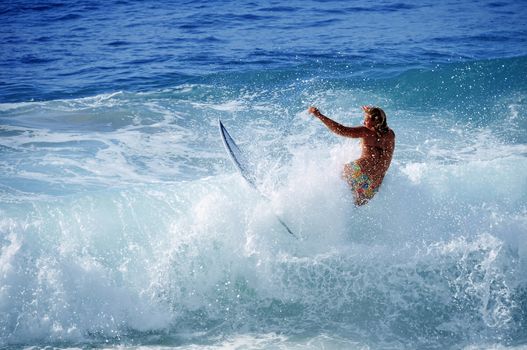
xmin=1 ymin=1 xmax=527 ymax=349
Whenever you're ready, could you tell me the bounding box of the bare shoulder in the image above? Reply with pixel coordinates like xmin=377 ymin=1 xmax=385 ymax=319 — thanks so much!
xmin=385 ymin=129 xmax=396 ymax=150
xmin=363 ymin=128 xmax=394 ymax=148
xmin=357 ymin=126 xmax=377 ymax=137
xmin=383 ymin=129 xmax=395 ymax=145
xmin=341 ymin=125 xmax=373 ymax=138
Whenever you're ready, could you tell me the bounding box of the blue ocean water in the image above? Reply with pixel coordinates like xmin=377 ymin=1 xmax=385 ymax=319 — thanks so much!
xmin=1 ymin=0 xmax=527 ymax=349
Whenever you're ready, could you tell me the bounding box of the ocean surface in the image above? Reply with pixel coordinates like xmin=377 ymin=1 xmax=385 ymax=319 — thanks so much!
xmin=1 ymin=0 xmax=527 ymax=349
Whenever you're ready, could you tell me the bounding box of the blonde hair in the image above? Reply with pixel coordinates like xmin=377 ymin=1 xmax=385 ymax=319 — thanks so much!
xmin=366 ymin=107 xmax=389 ymax=135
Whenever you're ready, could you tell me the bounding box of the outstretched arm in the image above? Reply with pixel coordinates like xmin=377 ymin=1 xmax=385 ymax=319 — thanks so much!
xmin=308 ymin=106 xmax=370 ymax=138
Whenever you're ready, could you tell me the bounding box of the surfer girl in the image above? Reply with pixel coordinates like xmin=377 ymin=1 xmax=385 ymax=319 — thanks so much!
xmin=308 ymin=106 xmax=395 ymax=206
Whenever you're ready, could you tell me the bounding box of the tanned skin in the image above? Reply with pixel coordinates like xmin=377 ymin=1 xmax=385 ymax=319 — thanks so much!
xmin=308 ymin=106 xmax=395 ymax=205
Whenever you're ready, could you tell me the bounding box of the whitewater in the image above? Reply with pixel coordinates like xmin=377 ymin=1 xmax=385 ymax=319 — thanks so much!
xmin=1 ymin=0 xmax=527 ymax=349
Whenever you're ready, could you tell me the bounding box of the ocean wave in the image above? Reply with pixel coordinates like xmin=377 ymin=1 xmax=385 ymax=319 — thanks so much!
xmin=0 ymin=45 xmax=526 ymax=349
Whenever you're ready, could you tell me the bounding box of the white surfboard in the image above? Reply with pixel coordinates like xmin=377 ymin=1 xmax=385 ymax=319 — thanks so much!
xmin=218 ymin=119 xmax=297 ymax=238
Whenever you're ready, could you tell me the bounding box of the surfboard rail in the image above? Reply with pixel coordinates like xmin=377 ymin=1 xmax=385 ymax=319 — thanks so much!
xmin=218 ymin=119 xmax=297 ymax=238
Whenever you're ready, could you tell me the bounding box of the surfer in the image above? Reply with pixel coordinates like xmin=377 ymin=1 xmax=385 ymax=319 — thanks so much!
xmin=308 ymin=106 xmax=395 ymax=206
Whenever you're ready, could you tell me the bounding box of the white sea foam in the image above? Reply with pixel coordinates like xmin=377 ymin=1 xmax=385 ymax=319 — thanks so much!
xmin=1 ymin=77 xmax=526 ymax=349
xmin=5 ymin=132 xmax=524 ymax=347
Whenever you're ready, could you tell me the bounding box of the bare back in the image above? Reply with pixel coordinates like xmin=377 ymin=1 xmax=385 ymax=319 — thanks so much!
xmin=356 ymin=129 xmax=395 ymax=185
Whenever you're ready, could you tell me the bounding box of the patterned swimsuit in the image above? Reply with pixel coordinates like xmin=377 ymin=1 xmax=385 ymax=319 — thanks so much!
xmin=344 ymin=161 xmax=380 ymax=203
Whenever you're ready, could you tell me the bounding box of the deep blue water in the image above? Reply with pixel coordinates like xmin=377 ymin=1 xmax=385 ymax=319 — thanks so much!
xmin=2 ymin=0 xmax=527 ymax=101
xmin=1 ymin=0 xmax=527 ymax=349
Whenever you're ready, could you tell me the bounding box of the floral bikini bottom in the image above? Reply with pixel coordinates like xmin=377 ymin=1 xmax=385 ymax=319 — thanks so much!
xmin=343 ymin=161 xmax=379 ymax=203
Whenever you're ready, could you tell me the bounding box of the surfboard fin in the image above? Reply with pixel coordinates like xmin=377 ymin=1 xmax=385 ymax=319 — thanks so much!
xmin=276 ymin=215 xmax=298 ymax=239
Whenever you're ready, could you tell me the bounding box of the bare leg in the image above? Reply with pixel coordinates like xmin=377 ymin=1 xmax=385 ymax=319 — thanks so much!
xmin=342 ymin=163 xmax=353 ymax=185
xmin=355 ymin=196 xmax=368 ymax=206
